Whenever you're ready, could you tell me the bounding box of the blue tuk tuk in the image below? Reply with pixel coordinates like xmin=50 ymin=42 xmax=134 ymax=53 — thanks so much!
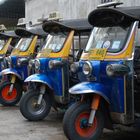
xmin=19 ymin=19 xmax=92 ymax=121
xmin=63 ymin=5 xmax=140 ymax=140
xmin=0 ymin=26 xmax=47 ymax=106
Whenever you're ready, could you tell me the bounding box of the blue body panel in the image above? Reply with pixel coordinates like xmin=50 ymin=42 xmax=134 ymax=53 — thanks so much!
xmin=25 ymin=74 xmax=53 ymax=89
xmin=1 ymin=68 xmax=22 ymax=79
xmin=69 ymin=82 xmax=110 ymax=103
xmin=70 ymin=60 xmax=125 ymax=113
xmin=0 ymin=56 xmax=28 ymax=81
xmin=25 ymin=57 xmax=64 ymax=96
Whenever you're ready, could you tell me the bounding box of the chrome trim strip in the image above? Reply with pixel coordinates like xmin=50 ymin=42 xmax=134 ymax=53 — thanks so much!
xmin=105 ymin=57 xmax=133 ymax=61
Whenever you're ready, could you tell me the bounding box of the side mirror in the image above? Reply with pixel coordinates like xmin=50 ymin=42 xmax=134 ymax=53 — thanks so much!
xmin=106 ymin=64 xmax=130 ymax=77
xmin=48 ymin=60 xmax=64 ymax=69
xmin=17 ymin=58 xmax=29 ymax=66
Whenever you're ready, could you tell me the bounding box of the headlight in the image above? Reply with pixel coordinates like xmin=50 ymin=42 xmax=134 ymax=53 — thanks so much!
xmin=82 ymin=61 xmax=92 ymax=76
xmin=6 ymin=56 xmax=12 ymax=67
xmin=35 ymin=59 xmax=40 ymax=71
xmin=70 ymin=62 xmax=79 ymax=73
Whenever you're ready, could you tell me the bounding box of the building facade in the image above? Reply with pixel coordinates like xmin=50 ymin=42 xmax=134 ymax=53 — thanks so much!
xmin=25 ymin=0 xmax=140 ymax=25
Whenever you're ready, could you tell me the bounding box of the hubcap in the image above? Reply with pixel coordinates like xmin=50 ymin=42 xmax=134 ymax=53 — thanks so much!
xmin=80 ymin=119 xmax=88 ymax=128
xmin=1 ymin=85 xmax=17 ymax=101
xmin=75 ymin=111 xmax=97 ymax=138
xmin=27 ymin=96 xmax=46 ymax=115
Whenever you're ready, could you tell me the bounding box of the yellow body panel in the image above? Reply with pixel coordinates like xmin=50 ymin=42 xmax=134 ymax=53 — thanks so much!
xmin=0 ymin=38 xmax=12 ymax=55
xmin=37 ymin=31 xmax=75 ymax=58
xmin=11 ymin=36 xmax=38 ymax=57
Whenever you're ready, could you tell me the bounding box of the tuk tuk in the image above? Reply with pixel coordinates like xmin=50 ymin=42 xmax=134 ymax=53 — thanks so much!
xmin=63 ymin=5 xmax=140 ymax=140
xmin=19 ymin=19 xmax=92 ymax=121
xmin=0 ymin=31 xmax=19 ymax=71
xmin=0 ymin=26 xmax=47 ymax=106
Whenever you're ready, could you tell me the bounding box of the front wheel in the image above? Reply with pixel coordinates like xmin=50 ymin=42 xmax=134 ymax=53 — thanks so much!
xmin=63 ymin=102 xmax=104 ymax=140
xmin=20 ymin=90 xmax=52 ymax=121
xmin=0 ymin=81 xmax=22 ymax=106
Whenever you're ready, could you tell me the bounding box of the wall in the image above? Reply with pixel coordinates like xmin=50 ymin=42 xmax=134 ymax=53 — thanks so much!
xmin=25 ymin=0 xmax=140 ymax=25
xmin=25 ymin=0 xmax=100 ymax=25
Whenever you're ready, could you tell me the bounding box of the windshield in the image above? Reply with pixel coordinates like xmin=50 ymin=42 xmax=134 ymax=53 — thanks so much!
xmin=85 ymin=26 xmax=129 ymax=53
xmin=40 ymin=34 xmax=66 ymax=53
xmin=0 ymin=40 xmax=6 ymax=51
xmin=14 ymin=38 xmax=32 ymax=52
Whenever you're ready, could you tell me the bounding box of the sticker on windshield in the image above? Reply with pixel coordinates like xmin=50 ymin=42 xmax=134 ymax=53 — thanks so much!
xmin=102 ymin=41 xmax=111 ymax=49
xmin=56 ymin=44 xmax=62 ymax=51
xmin=112 ymin=41 xmax=121 ymax=49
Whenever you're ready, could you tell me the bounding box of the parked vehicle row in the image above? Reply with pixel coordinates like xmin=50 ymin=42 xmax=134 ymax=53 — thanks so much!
xmin=0 ymin=1 xmax=139 ymax=140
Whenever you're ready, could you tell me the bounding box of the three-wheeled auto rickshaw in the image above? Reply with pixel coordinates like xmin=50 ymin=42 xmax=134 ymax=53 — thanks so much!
xmin=19 ymin=19 xmax=92 ymax=121
xmin=0 ymin=26 xmax=47 ymax=106
xmin=0 ymin=31 xmax=19 ymax=71
xmin=63 ymin=5 xmax=140 ymax=140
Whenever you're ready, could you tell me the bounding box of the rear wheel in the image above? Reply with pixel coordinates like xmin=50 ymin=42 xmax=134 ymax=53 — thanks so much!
xmin=20 ymin=90 xmax=52 ymax=121
xmin=0 ymin=81 xmax=22 ymax=106
xmin=63 ymin=102 xmax=104 ymax=140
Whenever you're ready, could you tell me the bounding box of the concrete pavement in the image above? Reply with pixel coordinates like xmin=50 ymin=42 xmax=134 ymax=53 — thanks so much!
xmin=0 ymin=106 xmax=139 ymax=140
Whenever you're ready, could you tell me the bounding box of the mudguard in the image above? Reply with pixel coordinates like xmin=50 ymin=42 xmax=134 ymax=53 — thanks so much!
xmin=0 ymin=68 xmax=22 ymax=79
xmin=24 ymin=74 xmax=53 ymax=89
xmin=69 ymin=82 xmax=110 ymax=103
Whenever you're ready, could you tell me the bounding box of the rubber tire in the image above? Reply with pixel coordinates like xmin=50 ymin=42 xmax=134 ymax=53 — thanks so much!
xmin=20 ymin=90 xmax=52 ymax=121
xmin=63 ymin=102 xmax=81 ymax=138
xmin=63 ymin=102 xmax=104 ymax=140
xmin=0 ymin=81 xmax=22 ymax=106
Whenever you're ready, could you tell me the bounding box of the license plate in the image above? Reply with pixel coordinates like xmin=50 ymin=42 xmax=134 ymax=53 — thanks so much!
xmin=89 ymin=48 xmax=107 ymax=60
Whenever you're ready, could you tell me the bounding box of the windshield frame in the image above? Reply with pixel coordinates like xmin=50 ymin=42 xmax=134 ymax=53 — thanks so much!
xmin=14 ymin=37 xmax=33 ymax=52
xmin=84 ymin=25 xmax=132 ymax=54
xmin=39 ymin=34 xmax=67 ymax=54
